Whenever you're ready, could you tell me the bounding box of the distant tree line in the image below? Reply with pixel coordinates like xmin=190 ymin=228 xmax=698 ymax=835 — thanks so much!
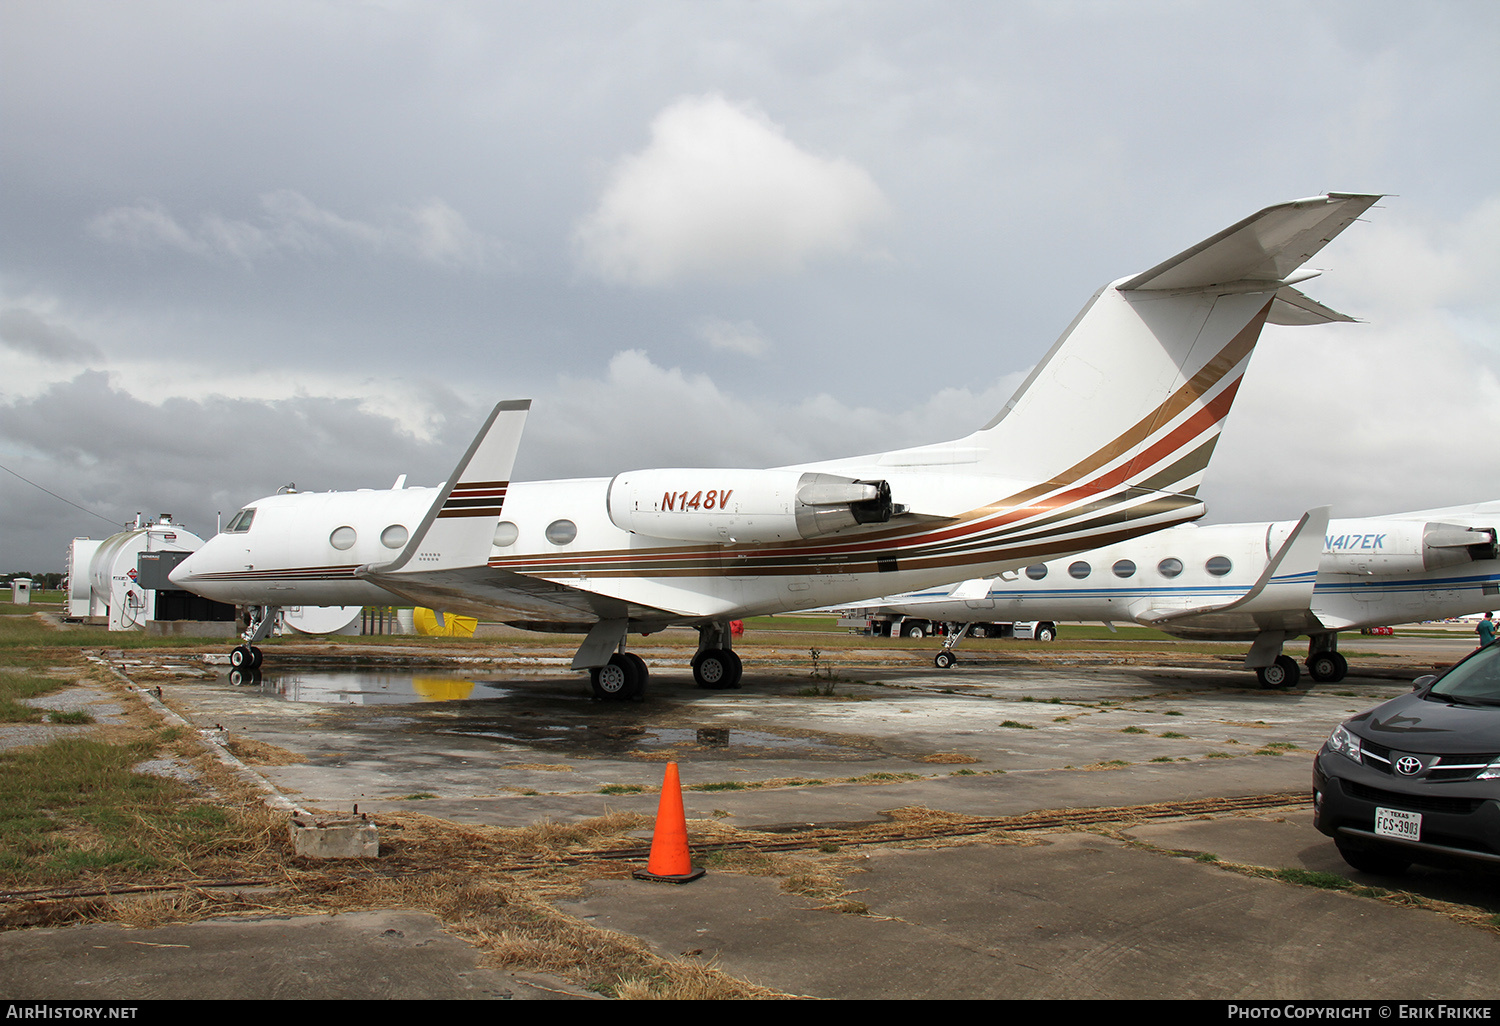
xmin=3 ymin=572 xmax=64 ymax=590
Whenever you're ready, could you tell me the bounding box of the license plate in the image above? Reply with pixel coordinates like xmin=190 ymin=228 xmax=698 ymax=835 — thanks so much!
xmin=1375 ymin=807 xmax=1421 ymax=842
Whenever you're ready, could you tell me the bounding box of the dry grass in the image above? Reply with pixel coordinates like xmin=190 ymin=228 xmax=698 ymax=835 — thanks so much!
xmin=223 ymin=736 xmax=306 ymax=766
xmin=920 ymin=752 xmax=979 ymax=764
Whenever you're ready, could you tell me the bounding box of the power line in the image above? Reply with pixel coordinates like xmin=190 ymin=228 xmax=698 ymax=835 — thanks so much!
xmin=0 ymin=462 xmax=122 ymax=528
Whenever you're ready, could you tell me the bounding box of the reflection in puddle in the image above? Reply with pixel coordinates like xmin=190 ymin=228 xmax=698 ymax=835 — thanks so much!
xmin=223 ymin=668 xmax=515 ymax=705
xmin=439 ymin=722 xmax=845 ymax=755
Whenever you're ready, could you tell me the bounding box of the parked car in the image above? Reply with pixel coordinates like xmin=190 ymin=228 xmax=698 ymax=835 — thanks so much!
xmin=1313 ymin=642 xmax=1500 ymax=875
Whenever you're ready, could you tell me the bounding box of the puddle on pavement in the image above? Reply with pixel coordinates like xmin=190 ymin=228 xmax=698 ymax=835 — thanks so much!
xmin=220 ymin=668 xmax=525 ymax=705
xmin=436 ymin=722 xmax=848 ymax=757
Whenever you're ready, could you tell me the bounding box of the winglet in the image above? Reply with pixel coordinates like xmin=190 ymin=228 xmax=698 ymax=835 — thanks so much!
xmin=360 ymin=399 xmax=531 ymax=576
xmin=1140 ymin=506 xmax=1330 ymax=625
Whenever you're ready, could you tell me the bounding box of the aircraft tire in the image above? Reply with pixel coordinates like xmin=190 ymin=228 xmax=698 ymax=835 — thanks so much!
xmin=902 ymin=624 xmax=925 ymax=639
xmin=1257 ymin=655 xmax=1301 ymax=689
xmin=1034 ymin=625 xmax=1056 ymax=642
xmin=249 ymin=646 xmax=264 ymax=670
xmin=623 ymin=653 xmax=649 ymax=697
xmin=230 ymin=645 xmax=254 ymax=669
xmin=591 ymin=655 xmax=639 ymax=701
xmin=935 ymin=651 xmax=956 ymax=669
xmin=1307 ymin=652 xmax=1348 ymax=683
xmin=693 ymin=649 xmax=737 ymax=689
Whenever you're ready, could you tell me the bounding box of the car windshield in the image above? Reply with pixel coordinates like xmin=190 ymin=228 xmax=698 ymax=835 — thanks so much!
xmin=1428 ymin=643 xmax=1500 ymax=705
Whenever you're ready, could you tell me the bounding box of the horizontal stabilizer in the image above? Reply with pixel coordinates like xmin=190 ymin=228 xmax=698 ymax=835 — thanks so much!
xmin=1268 ymin=286 xmax=1355 ymax=326
xmin=1120 ymin=194 xmax=1380 ymax=293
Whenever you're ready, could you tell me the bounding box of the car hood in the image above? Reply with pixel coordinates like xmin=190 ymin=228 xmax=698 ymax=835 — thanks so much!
xmin=1349 ymin=692 xmax=1500 ymax=754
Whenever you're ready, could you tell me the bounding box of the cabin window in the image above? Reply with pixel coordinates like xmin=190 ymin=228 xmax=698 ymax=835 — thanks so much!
xmin=493 ymin=521 xmax=519 ymax=546
xmin=1158 ymin=557 xmax=1183 ymax=579
xmin=329 ymin=526 xmax=357 ymax=551
xmin=1112 ymin=559 xmax=1136 ymax=578
xmin=1024 ymin=564 xmax=1048 ymax=580
xmin=381 ymin=525 xmax=409 ymax=549
xmin=545 ymin=519 xmax=577 ymax=545
xmin=1068 ymin=561 xmax=1091 ymax=579
xmin=224 ymin=508 xmax=256 ymax=533
xmin=1206 ymin=556 xmax=1233 ymax=577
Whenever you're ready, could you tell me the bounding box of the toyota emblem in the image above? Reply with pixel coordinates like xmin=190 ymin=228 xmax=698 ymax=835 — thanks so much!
xmin=1395 ymin=755 xmax=1423 ymax=776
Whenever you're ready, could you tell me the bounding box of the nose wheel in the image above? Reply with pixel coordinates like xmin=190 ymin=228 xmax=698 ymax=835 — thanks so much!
xmin=230 ymin=645 xmax=263 ymax=670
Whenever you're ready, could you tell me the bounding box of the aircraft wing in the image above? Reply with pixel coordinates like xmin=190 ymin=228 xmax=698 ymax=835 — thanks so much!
xmin=355 ymin=564 xmax=688 ymax=627
xmin=1120 ymin=194 xmax=1380 ymax=292
xmin=1137 ymin=506 xmax=1330 ymax=626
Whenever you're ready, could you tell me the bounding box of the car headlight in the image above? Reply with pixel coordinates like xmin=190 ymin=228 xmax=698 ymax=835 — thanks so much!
xmin=1325 ymin=723 xmax=1363 ymax=764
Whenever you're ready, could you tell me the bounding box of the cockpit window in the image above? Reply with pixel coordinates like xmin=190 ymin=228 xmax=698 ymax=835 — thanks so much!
xmin=224 ymin=508 xmax=256 ymax=533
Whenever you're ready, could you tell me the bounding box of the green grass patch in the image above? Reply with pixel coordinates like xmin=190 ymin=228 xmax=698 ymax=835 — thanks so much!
xmin=1205 ymin=751 xmax=1234 ymax=759
xmin=47 ymin=710 xmax=94 ymax=724
xmin=1120 ymin=726 xmax=1148 ymax=734
xmin=688 ymin=781 xmax=747 ymax=792
xmin=999 ymin=720 xmax=1035 ymax=730
xmin=598 ymin=784 xmax=646 ymax=795
xmin=0 ymin=737 xmax=234 ymax=885
xmin=1159 ymin=731 xmax=1188 ymax=738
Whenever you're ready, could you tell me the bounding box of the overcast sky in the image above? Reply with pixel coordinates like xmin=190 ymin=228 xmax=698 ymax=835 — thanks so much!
xmin=3 ymin=1 xmax=1497 ymax=571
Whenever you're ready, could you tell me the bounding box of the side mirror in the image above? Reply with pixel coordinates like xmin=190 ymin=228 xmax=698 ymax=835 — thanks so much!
xmin=1411 ymin=674 xmax=1437 ymax=692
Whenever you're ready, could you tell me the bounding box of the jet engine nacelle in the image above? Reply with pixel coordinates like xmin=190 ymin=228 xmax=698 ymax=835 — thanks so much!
xmin=1275 ymin=519 xmax=1499 ymax=575
xmin=607 ymin=469 xmax=895 ymax=544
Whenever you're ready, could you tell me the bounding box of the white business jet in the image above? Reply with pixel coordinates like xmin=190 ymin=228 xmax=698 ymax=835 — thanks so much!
xmin=170 ymin=193 xmax=1379 ymax=700
xmin=845 ymin=501 xmax=1499 ymax=687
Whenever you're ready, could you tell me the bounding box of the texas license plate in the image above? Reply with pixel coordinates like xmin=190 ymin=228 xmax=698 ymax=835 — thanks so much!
xmin=1375 ymin=807 xmax=1421 ymax=841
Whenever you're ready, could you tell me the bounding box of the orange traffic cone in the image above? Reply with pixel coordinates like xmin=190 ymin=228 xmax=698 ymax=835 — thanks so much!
xmin=633 ymin=762 xmax=705 ymax=883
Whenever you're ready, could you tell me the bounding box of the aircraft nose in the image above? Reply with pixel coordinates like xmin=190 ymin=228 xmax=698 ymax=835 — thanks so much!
xmin=169 ymin=549 xmax=203 ymax=587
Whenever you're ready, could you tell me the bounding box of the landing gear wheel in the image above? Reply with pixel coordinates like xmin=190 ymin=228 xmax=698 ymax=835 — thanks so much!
xmin=1307 ymin=651 xmax=1348 ymax=683
xmin=623 ymin=653 xmax=649 ymax=697
xmin=249 ymin=646 xmax=263 ymax=670
xmin=591 ymin=654 xmax=640 ymax=701
xmin=693 ymin=649 xmax=741 ymax=689
xmin=1336 ymin=842 xmax=1410 ymax=876
xmin=230 ymin=645 xmax=255 ymax=670
xmin=1256 ymin=655 xmax=1301 ymax=689
xmin=935 ymin=651 xmax=956 ymax=669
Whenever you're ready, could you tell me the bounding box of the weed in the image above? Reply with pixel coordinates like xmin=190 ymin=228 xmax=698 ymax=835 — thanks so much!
xmin=1205 ymin=752 xmax=1234 ymax=759
xmin=689 ymin=781 xmax=747 ymax=792
xmin=1193 ymin=852 xmax=1219 ymax=863
xmin=48 ymin=710 xmax=94 ymax=724
xmin=999 ymin=720 xmax=1035 ymax=730
xmin=598 ymin=784 xmax=646 ymax=795
xmin=1120 ymin=726 xmax=1147 ymax=734
xmin=1160 ymin=731 xmax=1188 ymax=739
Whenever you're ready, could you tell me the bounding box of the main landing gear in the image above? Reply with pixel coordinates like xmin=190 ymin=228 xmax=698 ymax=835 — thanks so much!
xmin=691 ymin=622 xmax=743 ymax=690
xmin=590 ymin=652 xmax=648 ymax=701
xmin=1248 ymin=631 xmax=1347 ymax=688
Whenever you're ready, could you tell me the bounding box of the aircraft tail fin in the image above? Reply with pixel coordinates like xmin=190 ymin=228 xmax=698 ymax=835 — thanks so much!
xmin=360 ymin=399 xmax=531 ymax=575
xmin=944 ymin=194 xmax=1377 ymax=501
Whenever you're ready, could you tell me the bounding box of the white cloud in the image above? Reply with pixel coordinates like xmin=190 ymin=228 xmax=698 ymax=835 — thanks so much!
xmin=574 ymin=94 xmax=890 ymax=286
xmin=693 ymin=316 xmax=770 ymax=357
xmin=88 ymin=191 xmax=504 ymax=270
